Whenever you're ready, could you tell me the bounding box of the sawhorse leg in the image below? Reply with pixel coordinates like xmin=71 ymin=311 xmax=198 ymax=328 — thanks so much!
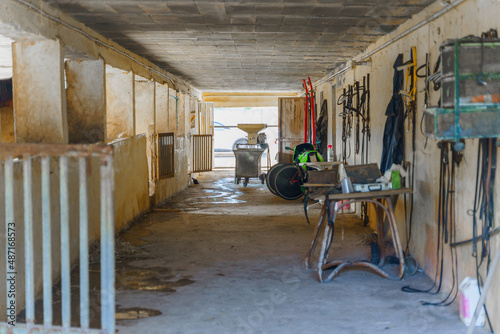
xmin=304 ymin=202 xmax=327 ymax=270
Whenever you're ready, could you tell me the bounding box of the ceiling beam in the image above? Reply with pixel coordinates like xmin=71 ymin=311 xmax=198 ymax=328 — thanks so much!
xmin=203 ymin=92 xmax=297 ymax=108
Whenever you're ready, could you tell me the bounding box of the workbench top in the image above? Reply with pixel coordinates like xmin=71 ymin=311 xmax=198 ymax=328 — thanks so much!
xmin=303 ymin=185 xmax=412 ymax=201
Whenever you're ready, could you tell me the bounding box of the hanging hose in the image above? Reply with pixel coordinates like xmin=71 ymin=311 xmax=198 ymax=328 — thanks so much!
xmin=402 ymin=141 xmax=459 ymax=304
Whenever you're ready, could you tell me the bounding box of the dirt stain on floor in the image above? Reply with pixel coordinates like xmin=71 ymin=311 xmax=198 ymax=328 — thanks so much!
xmin=112 ymin=231 xmax=197 ymax=294
xmin=119 ymin=223 xmax=153 ymax=246
xmin=115 ymin=265 xmax=195 ymax=293
xmin=115 ymin=307 xmax=162 ymax=321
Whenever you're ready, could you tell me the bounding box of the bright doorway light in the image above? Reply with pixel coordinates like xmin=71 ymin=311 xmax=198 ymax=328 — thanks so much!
xmin=214 ymin=107 xmax=278 ymax=169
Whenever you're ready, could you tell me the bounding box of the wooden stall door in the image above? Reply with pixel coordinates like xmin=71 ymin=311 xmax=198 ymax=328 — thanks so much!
xmin=278 ymin=97 xmax=305 ymax=163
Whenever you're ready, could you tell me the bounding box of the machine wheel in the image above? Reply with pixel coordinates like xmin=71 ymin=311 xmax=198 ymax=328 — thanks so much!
xmin=266 ymin=163 xmax=286 ymax=195
xmin=235 ymin=177 xmax=240 ymax=184
xmin=243 ymin=178 xmax=249 ymax=187
xmin=273 ymin=164 xmax=304 ymax=200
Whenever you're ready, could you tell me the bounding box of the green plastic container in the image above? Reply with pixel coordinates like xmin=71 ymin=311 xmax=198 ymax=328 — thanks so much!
xmin=391 ymin=170 xmax=401 ymax=189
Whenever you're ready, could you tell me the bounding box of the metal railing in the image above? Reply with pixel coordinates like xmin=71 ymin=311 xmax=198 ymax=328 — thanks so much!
xmin=157 ymin=133 xmax=175 ymax=179
xmin=0 ymin=143 xmax=115 ymax=334
xmin=192 ymin=135 xmax=213 ymax=173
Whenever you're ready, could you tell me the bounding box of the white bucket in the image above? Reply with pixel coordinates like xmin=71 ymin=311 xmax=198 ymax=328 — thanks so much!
xmin=459 ymin=276 xmax=485 ymax=327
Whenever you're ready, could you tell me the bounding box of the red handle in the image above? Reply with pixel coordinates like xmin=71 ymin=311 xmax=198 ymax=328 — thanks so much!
xmin=307 ymin=77 xmax=316 ymax=146
xmin=303 ymin=79 xmax=309 ymax=143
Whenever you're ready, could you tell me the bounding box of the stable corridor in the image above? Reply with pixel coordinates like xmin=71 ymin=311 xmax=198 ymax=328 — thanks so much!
xmin=113 ymin=172 xmax=476 ymax=334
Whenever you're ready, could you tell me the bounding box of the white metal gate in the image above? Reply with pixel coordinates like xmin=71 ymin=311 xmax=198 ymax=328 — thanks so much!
xmin=0 ymin=143 xmax=115 ymax=333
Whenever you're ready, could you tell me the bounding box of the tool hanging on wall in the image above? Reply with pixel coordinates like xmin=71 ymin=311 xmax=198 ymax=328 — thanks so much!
xmin=417 ymin=53 xmax=430 ymax=104
xmin=422 ymin=142 xmax=461 ymax=306
xmin=303 ymin=79 xmax=310 ymax=144
xmin=336 ymin=75 xmax=371 ymax=165
xmin=403 ymin=51 xmax=429 ymax=255
xmin=398 ymin=46 xmax=417 ymax=137
xmin=359 ymin=74 xmax=370 ymax=225
xmin=417 ymin=53 xmax=432 ymax=150
xmin=337 ymin=87 xmax=352 ymax=163
xmin=302 ymin=77 xmax=317 ymax=146
xmin=355 ymin=81 xmax=361 ymax=155
xmin=315 ymin=99 xmax=329 ymax=159
xmin=405 ymin=49 xmax=444 ymax=256
xmin=336 ymin=75 xmax=371 ymax=225
xmin=308 ymin=77 xmax=317 ymax=147
xmin=361 ymin=74 xmax=371 ymax=165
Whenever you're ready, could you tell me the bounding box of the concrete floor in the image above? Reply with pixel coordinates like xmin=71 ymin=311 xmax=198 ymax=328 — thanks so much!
xmin=114 ymin=171 xmax=480 ymax=334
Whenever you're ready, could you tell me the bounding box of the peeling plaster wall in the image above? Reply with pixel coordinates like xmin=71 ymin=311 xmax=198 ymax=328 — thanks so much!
xmin=113 ymin=135 xmax=150 ymax=232
xmin=168 ymin=88 xmax=178 ymax=133
xmin=65 ymin=59 xmax=106 ymax=144
xmin=326 ymin=0 xmax=500 ymax=329
xmin=106 ymin=71 xmax=135 ymax=142
xmin=177 ymin=93 xmax=186 ymax=137
xmin=155 ymin=92 xmax=193 ymax=205
xmin=12 ymin=39 xmax=68 ymax=144
xmin=155 ymin=83 xmax=169 ymax=133
xmin=135 ymin=80 xmax=156 ymax=196
xmin=187 ymin=95 xmax=196 ymax=135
